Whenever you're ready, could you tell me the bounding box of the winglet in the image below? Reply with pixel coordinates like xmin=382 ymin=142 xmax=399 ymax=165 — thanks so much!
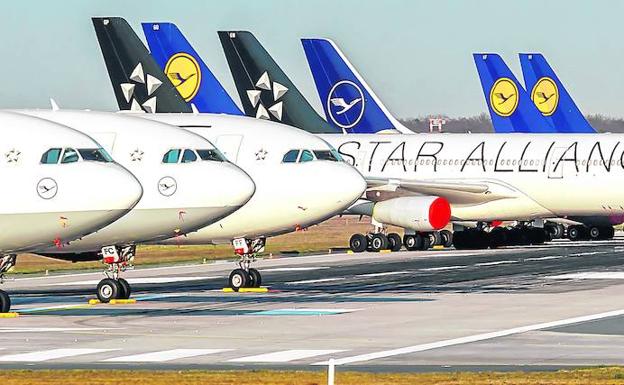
xmin=50 ymin=98 xmax=60 ymax=112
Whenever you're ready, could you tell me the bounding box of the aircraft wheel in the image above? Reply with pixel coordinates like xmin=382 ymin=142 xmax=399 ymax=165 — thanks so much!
xmin=387 ymin=233 xmax=402 ymax=252
xmin=117 ymin=278 xmax=131 ymax=299
xmin=97 ymin=278 xmax=120 ymax=303
xmin=589 ymin=226 xmax=601 ymax=240
xmin=0 ymin=290 xmax=10 ymax=313
xmin=370 ymin=233 xmax=389 ymax=252
xmin=229 ymin=269 xmax=249 ymax=291
xmin=568 ymin=225 xmax=583 ymax=241
xmin=349 ymin=233 xmax=367 ymax=253
xmin=489 ymin=227 xmax=508 ymax=249
xmin=427 ymin=232 xmax=443 ymax=246
xmin=248 ymin=268 xmax=262 ymax=288
xmin=419 ymin=234 xmax=431 ymax=250
xmin=440 ymin=230 xmax=453 ymax=247
xmin=403 ymin=234 xmax=422 ymax=251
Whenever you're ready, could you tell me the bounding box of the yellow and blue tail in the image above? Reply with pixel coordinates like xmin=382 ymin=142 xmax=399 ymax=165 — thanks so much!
xmin=301 ymin=38 xmax=412 ymax=134
xmin=142 ymin=22 xmax=243 ymax=115
xmin=473 ymin=53 xmax=553 ymax=133
xmin=519 ymin=53 xmax=595 ymax=133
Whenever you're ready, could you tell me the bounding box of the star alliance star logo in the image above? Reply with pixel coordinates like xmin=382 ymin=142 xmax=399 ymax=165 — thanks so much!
xmin=5 ymin=149 xmax=20 ymax=163
xmin=246 ymin=71 xmax=288 ymax=121
xmin=119 ymin=62 xmax=163 ymax=113
xmin=255 ymin=148 xmax=268 ymax=160
xmin=130 ymin=148 xmax=144 ymax=162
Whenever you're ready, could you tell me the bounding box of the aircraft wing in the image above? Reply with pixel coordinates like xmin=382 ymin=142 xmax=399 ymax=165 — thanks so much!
xmin=365 ymin=177 xmax=521 ymax=205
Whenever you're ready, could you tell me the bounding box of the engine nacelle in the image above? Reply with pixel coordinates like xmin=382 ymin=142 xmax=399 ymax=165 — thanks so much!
xmin=372 ymin=196 xmax=451 ymax=231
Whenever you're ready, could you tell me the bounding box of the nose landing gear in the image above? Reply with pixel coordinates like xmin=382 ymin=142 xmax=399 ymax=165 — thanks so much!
xmin=96 ymin=245 xmax=134 ymax=303
xmin=0 ymin=255 xmax=16 ymax=313
xmin=228 ymin=238 xmax=265 ymax=291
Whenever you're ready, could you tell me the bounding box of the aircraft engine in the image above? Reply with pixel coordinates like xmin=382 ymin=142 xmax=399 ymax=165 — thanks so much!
xmin=372 ymin=196 xmax=451 ymax=231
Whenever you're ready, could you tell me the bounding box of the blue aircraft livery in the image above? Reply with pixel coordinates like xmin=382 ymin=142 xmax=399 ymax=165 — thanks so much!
xmin=519 ymin=53 xmax=595 ymax=133
xmin=142 ymin=22 xmax=243 ymax=115
xmin=301 ymin=38 xmax=412 ymax=134
xmin=473 ymin=53 xmax=554 ymax=133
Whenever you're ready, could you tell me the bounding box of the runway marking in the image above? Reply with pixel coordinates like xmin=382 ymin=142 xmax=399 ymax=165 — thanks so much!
xmin=569 ymin=251 xmax=610 ymax=257
xmin=0 ymin=348 xmax=117 ymax=362
xmin=250 ymin=308 xmax=360 ymax=316
xmin=474 ymin=260 xmax=518 ymax=267
xmin=357 ymin=271 xmax=411 ymax=278
xmin=285 ymin=278 xmax=345 ymax=285
xmin=546 ymin=272 xmax=624 ymax=280
xmin=313 ymin=308 xmax=624 ymax=366
xmin=0 ymin=327 xmax=116 ymax=333
xmin=51 ymin=276 xmax=219 ymax=286
xmin=229 ymin=349 xmax=345 ymax=363
xmin=524 ymin=255 xmax=564 ymax=261
xmin=419 ymin=265 xmax=467 ymax=272
xmin=17 ymin=303 xmax=91 ymax=313
xmin=103 ymin=349 xmax=229 ymax=362
xmin=261 ymin=267 xmax=329 ymax=272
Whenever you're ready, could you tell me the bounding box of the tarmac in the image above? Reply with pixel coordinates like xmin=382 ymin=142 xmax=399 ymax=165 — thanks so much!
xmin=1 ymin=238 xmax=624 ymax=372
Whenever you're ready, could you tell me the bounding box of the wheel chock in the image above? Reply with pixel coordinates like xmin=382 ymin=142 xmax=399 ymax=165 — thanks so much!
xmin=0 ymin=312 xmax=19 ymax=318
xmin=222 ymin=287 xmax=269 ymax=293
xmin=433 ymin=245 xmax=445 ymax=250
xmin=379 ymin=249 xmax=391 ymax=253
xmin=109 ymin=299 xmax=137 ymax=305
xmin=88 ymin=299 xmax=100 ymax=305
xmin=347 ymin=250 xmax=354 ymax=254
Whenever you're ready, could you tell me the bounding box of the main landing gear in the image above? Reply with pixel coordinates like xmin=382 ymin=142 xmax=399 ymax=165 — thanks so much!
xmin=453 ymin=223 xmax=549 ymax=250
xmin=348 ymin=224 xmax=453 ymax=253
xmin=96 ymin=245 xmax=134 ymax=303
xmin=0 ymin=255 xmax=15 ymax=313
xmin=228 ymin=237 xmax=265 ymax=291
xmin=566 ymin=225 xmax=614 ymax=241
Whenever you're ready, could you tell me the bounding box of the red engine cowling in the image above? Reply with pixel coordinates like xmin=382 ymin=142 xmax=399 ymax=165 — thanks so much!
xmin=372 ymin=196 xmax=451 ymax=231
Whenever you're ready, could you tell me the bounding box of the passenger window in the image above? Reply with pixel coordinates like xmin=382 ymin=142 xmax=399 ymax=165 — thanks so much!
xmin=162 ymin=149 xmax=181 ymax=164
xmin=61 ymin=148 xmax=79 ymax=164
xmin=282 ymin=150 xmax=300 ymax=163
xmin=41 ymin=148 xmax=62 ymax=164
xmin=299 ymin=150 xmax=314 ymax=162
xmin=181 ymin=149 xmax=198 ymax=163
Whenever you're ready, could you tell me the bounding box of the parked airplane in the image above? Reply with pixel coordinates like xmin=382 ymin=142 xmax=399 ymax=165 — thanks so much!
xmin=216 ymin=31 xmax=624 ymax=251
xmin=0 ymin=111 xmax=143 ymax=312
xmin=15 ymin=110 xmax=256 ymax=302
xmin=92 ymin=17 xmax=367 ymax=290
xmin=474 ymin=53 xmax=617 ymax=241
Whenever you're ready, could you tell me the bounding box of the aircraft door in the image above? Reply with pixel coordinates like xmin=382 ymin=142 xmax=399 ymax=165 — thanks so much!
xmin=215 ymin=135 xmax=243 ymax=163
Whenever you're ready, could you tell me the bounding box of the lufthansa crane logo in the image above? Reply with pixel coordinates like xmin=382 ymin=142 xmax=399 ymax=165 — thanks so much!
xmin=531 ymin=77 xmax=559 ymax=116
xmin=158 ymin=176 xmax=177 ymax=197
xmin=327 ymin=80 xmax=365 ymax=130
xmin=37 ymin=177 xmax=58 ymax=200
xmin=164 ymin=53 xmax=201 ymax=101
xmin=489 ymin=78 xmax=519 ymax=117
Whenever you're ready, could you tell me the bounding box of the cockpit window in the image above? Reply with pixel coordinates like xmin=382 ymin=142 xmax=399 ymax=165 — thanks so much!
xmin=162 ymin=149 xmax=181 ymax=164
xmin=313 ymin=150 xmax=340 ymax=162
xmin=181 ymin=149 xmax=197 ymax=163
xmin=282 ymin=150 xmax=300 ymax=163
xmin=78 ymin=148 xmax=113 ymax=162
xmin=197 ymin=149 xmax=225 ymax=162
xmin=299 ymin=150 xmax=315 ymax=162
xmin=61 ymin=148 xmax=79 ymax=164
xmin=40 ymin=148 xmax=62 ymax=164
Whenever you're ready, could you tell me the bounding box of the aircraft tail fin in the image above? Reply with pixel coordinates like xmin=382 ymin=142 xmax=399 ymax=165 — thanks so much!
xmin=473 ymin=53 xmax=552 ymax=133
xmin=142 ymin=22 xmax=243 ymax=115
xmin=218 ymin=31 xmax=340 ymax=133
xmin=301 ymin=38 xmax=412 ymax=134
xmin=92 ymin=17 xmax=192 ymax=113
xmin=519 ymin=53 xmax=595 ymax=133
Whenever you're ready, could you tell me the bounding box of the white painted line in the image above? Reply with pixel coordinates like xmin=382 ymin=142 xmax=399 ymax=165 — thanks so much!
xmin=313 ymin=308 xmax=624 ymax=366
xmin=547 ymin=272 xmax=624 ymax=280
xmin=524 ymin=255 xmax=564 ymax=261
xmin=230 ymin=349 xmax=345 ymax=363
xmin=0 ymin=327 xmax=119 ymax=333
xmin=103 ymin=349 xmax=229 ymax=362
xmin=419 ymin=265 xmax=467 ymax=272
xmin=286 ymin=278 xmax=345 ymax=285
xmin=51 ymin=276 xmax=219 ymax=286
xmin=357 ymin=271 xmax=410 ymax=278
xmin=261 ymin=267 xmax=329 ymax=272
xmin=569 ymin=251 xmax=609 ymax=257
xmin=0 ymin=348 xmax=117 ymax=362
xmin=474 ymin=260 xmax=518 ymax=267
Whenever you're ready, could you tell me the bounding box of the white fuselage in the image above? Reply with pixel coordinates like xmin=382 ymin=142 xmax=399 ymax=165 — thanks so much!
xmin=0 ymin=111 xmax=143 ymax=253
xmin=16 ymin=110 xmax=255 ymax=253
xmin=321 ymin=133 xmax=624 ymax=223
xmin=141 ymin=114 xmax=367 ymax=244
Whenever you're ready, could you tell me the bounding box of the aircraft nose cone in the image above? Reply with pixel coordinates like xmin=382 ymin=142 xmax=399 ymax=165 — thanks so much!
xmin=105 ymin=163 xmax=144 ymax=211
xmin=215 ymin=162 xmax=256 ymax=208
xmin=331 ymin=163 xmax=367 ymax=208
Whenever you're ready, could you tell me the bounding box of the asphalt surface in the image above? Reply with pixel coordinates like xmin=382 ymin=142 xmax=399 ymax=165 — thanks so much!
xmin=2 ymin=238 xmax=624 ymax=371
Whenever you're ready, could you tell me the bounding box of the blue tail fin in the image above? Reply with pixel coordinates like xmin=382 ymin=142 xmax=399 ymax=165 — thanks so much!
xmin=473 ymin=53 xmax=553 ymax=133
xmin=301 ymin=38 xmax=412 ymax=134
xmin=519 ymin=53 xmax=595 ymax=133
xmin=142 ymin=22 xmax=243 ymax=115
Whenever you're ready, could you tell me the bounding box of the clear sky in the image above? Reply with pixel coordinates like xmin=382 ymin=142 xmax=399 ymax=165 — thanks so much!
xmin=2 ymin=0 xmax=621 ymax=118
